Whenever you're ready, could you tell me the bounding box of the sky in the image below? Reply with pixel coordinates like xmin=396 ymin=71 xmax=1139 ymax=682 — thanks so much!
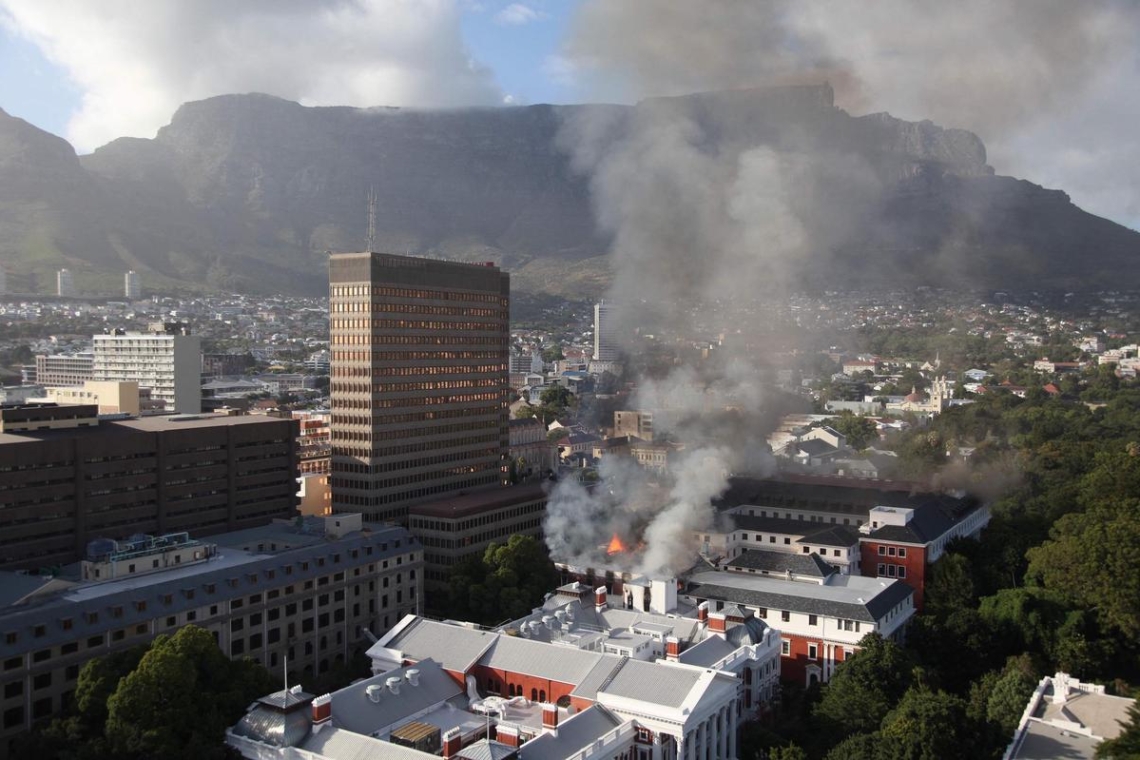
xmin=0 ymin=0 xmax=1137 ymax=230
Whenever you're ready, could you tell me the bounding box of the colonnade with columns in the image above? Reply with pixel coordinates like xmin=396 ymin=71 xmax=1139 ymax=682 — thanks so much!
xmin=674 ymin=699 xmax=739 ymax=760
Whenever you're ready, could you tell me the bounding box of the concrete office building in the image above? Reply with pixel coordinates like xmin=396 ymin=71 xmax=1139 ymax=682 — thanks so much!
xmin=93 ymin=322 xmax=201 ymax=413
xmin=55 ymin=269 xmax=74 ymax=297
xmin=0 ymin=516 xmax=423 ymax=757
xmin=593 ymin=301 xmax=618 ymax=362
xmin=33 ymin=353 xmax=94 ymax=387
xmin=328 ymin=252 xmax=510 ymax=522
xmin=408 ymin=483 xmax=548 ymax=587
xmin=0 ymin=406 xmax=299 ymax=571
xmin=124 ymin=270 xmax=141 ymax=299
xmin=40 ymin=381 xmax=141 ymax=416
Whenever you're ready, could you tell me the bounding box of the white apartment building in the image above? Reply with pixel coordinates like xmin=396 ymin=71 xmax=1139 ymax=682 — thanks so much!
xmin=93 ymin=322 xmax=201 ymax=413
xmin=124 ymin=270 xmax=141 ymax=299
xmin=56 ymin=268 xmax=74 ymax=297
xmin=593 ymin=301 xmax=618 ymax=362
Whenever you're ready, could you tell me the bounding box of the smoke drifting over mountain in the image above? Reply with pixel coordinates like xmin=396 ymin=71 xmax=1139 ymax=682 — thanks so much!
xmin=564 ymin=0 xmax=1140 ymax=227
xmin=543 ymin=0 xmax=1140 ymax=575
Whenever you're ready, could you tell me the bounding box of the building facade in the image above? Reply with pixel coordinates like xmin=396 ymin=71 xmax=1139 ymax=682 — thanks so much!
xmin=0 ymin=518 xmax=422 ymax=757
xmin=408 ymin=484 xmax=548 ymax=587
xmin=34 ymin=353 xmax=94 ymax=387
xmin=0 ymin=410 xmax=299 ymax=570
xmin=328 ymin=253 xmax=510 ymax=522
xmin=123 ymin=270 xmax=141 ymax=299
xmin=93 ymin=322 xmax=201 ymax=413
xmin=593 ymin=301 xmax=618 ymax=362
xmin=55 ymin=269 xmax=74 ymax=297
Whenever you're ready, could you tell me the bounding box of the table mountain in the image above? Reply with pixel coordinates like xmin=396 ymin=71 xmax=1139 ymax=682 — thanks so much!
xmin=0 ymin=86 xmax=1136 ymax=297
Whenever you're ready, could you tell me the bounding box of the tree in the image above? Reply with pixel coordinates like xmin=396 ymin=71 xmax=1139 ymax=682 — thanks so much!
xmin=442 ymin=535 xmax=559 ymax=625
xmin=1026 ymin=495 xmax=1140 ymax=638
xmin=923 ymin=552 xmax=976 ymax=618
xmin=1096 ymin=697 xmax=1140 ymax=759
xmin=825 ymin=412 xmax=878 ymax=450
xmin=814 ymin=633 xmax=915 ymax=740
xmin=105 ymin=626 xmax=275 ymax=760
xmin=985 ymin=656 xmax=1037 ymax=735
xmin=879 ymin=686 xmax=988 ymax=759
xmin=541 ymin=346 xmax=564 ymax=364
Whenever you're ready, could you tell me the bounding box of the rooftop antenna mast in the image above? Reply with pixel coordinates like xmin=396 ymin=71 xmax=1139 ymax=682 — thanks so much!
xmin=367 ymin=185 xmax=377 ymax=253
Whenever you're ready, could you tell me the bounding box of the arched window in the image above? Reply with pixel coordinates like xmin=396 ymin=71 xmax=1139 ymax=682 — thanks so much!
xmin=531 ymin=688 xmax=538 ymax=701
xmin=539 ymin=690 xmax=546 ymax=702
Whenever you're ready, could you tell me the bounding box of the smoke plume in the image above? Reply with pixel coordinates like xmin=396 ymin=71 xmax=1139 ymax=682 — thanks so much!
xmin=544 ymin=0 xmax=1140 ymax=576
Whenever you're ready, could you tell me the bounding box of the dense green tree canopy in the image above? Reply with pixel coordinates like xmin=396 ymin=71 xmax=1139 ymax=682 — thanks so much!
xmin=441 ymin=534 xmax=560 ymax=625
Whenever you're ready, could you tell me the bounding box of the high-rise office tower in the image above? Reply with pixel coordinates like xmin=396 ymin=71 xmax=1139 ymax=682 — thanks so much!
xmin=93 ymin=322 xmax=202 ymax=413
xmin=593 ymin=300 xmax=618 ymax=361
xmin=57 ymin=268 xmax=75 ymax=297
xmin=124 ymin=270 xmax=141 ymax=299
xmin=328 ymin=252 xmax=510 ymax=522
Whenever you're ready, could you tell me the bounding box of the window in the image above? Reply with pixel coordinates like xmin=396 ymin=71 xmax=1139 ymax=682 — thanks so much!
xmin=898 ymin=548 xmax=907 ymax=558
xmin=769 ymin=536 xmax=775 ymax=543
xmin=877 ymin=546 xmax=886 ymax=556
xmin=33 ymin=673 xmax=51 ymax=690
xmin=781 ymin=611 xmax=790 ymax=623
xmin=784 ymin=537 xmax=790 ymax=545
xmin=898 ymin=566 xmax=907 ymax=579
xmin=887 ymin=547 xmax=896 ymax=557
xmin=808 ymin=614 xmax=818 ymax=626
xmin=780 ymin=640 xmax=790 ymax=656
xmin=877 ymin=563 xmax=886 ymax=575
xmin=802 ymin=546 xmax=810 ymax=554
xmin=5 ymin=705 xmax=25 ymax=729
xmin=833 ymin=549 xmax=841 ymax=557
xmin=808 ymin=644 xmax=818 ymax=660
xmin=887 ymin=565 xmax=897 ymax=577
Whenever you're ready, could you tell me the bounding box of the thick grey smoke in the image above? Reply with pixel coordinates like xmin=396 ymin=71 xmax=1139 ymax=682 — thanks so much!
xmin=563 ymin=0 xmax=1140 ymax=227
xmin=544 ymin=0 xmax=1140 ymax=575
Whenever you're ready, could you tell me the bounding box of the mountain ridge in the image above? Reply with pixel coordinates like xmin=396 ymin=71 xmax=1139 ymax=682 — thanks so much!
xmin=0 ymin=86 xmax=1136 ymax=297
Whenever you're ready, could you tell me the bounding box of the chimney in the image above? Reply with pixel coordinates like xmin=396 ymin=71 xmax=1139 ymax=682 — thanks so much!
xmin=542 ymin=703 xmax=558 ymax=730
xmin=311 ymin=693 xmax=332 ymax=724
xmin=709 ymin=612 xmax=726 ymax=633
xmin=595 ymin=586 xmax=608 ymax=612
xmin=443 ymin=728 xmax=462 ymax=758
xmin=665 ymin=636 xmax=680 ymax=661
xmin=697 ymin=601 xmax=709 ymax=626
xmin=496 ymin=725 xmax=520 ymax=748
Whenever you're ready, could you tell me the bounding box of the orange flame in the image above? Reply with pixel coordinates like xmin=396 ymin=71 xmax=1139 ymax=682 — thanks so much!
xmin=606 ymin=533 xmax=627 ymax=555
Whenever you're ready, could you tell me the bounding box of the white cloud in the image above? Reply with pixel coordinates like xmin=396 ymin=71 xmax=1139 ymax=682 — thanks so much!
xmin=0 ymin=0 xmax=504 ymax=152
xmin=494 ymin=3 xmax=545 ymax=26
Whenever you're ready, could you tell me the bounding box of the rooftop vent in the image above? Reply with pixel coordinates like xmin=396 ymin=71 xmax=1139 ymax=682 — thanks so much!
xmin=366 ymin=684 xmax=383 ymax=703
xmin=405 ymin=669 xmax=420 ymax=687
xmin=386 ymin=676 xmax=402 ymax=695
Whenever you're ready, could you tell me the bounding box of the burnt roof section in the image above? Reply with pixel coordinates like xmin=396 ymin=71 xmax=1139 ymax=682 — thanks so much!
xmin=715 ymin=476 xmax=979 ymax=521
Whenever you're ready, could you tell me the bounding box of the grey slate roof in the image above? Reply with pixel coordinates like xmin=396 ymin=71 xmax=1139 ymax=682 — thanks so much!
xmin=723 ymin=549 xmax=838 ymax=578
xmin=568 ymin=654 xmax=626 ymax=701
xmin=685 ymin=571 xmax=913 ymax=623
xmin=599 ymin=659 xmax=703 ymax=708
xmin=677 ymin=636 xmax=737 ymax=668
xmin=385 ymin=618 xmax=497 ymax=674
xmin=300 ymin=726 xmax=435 ymax=760
xmin=478 ymin=634 xmax=605 ymax=684
xmin=329 ymin=659 xmax=462 ymax=737
xmin=520 ymin=705 xmax=625 ymax=760
xmin=795 ymin=525 xmax=860 ymax=548
xmin=715 ymin=477 xmax=978 ymax=521
xmin=457 ymin=739 xmax=518 ymax=760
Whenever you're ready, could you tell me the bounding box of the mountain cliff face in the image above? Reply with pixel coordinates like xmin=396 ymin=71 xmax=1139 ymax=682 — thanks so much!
xmin=0 ymin=87 xmax=1136 ymax=296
